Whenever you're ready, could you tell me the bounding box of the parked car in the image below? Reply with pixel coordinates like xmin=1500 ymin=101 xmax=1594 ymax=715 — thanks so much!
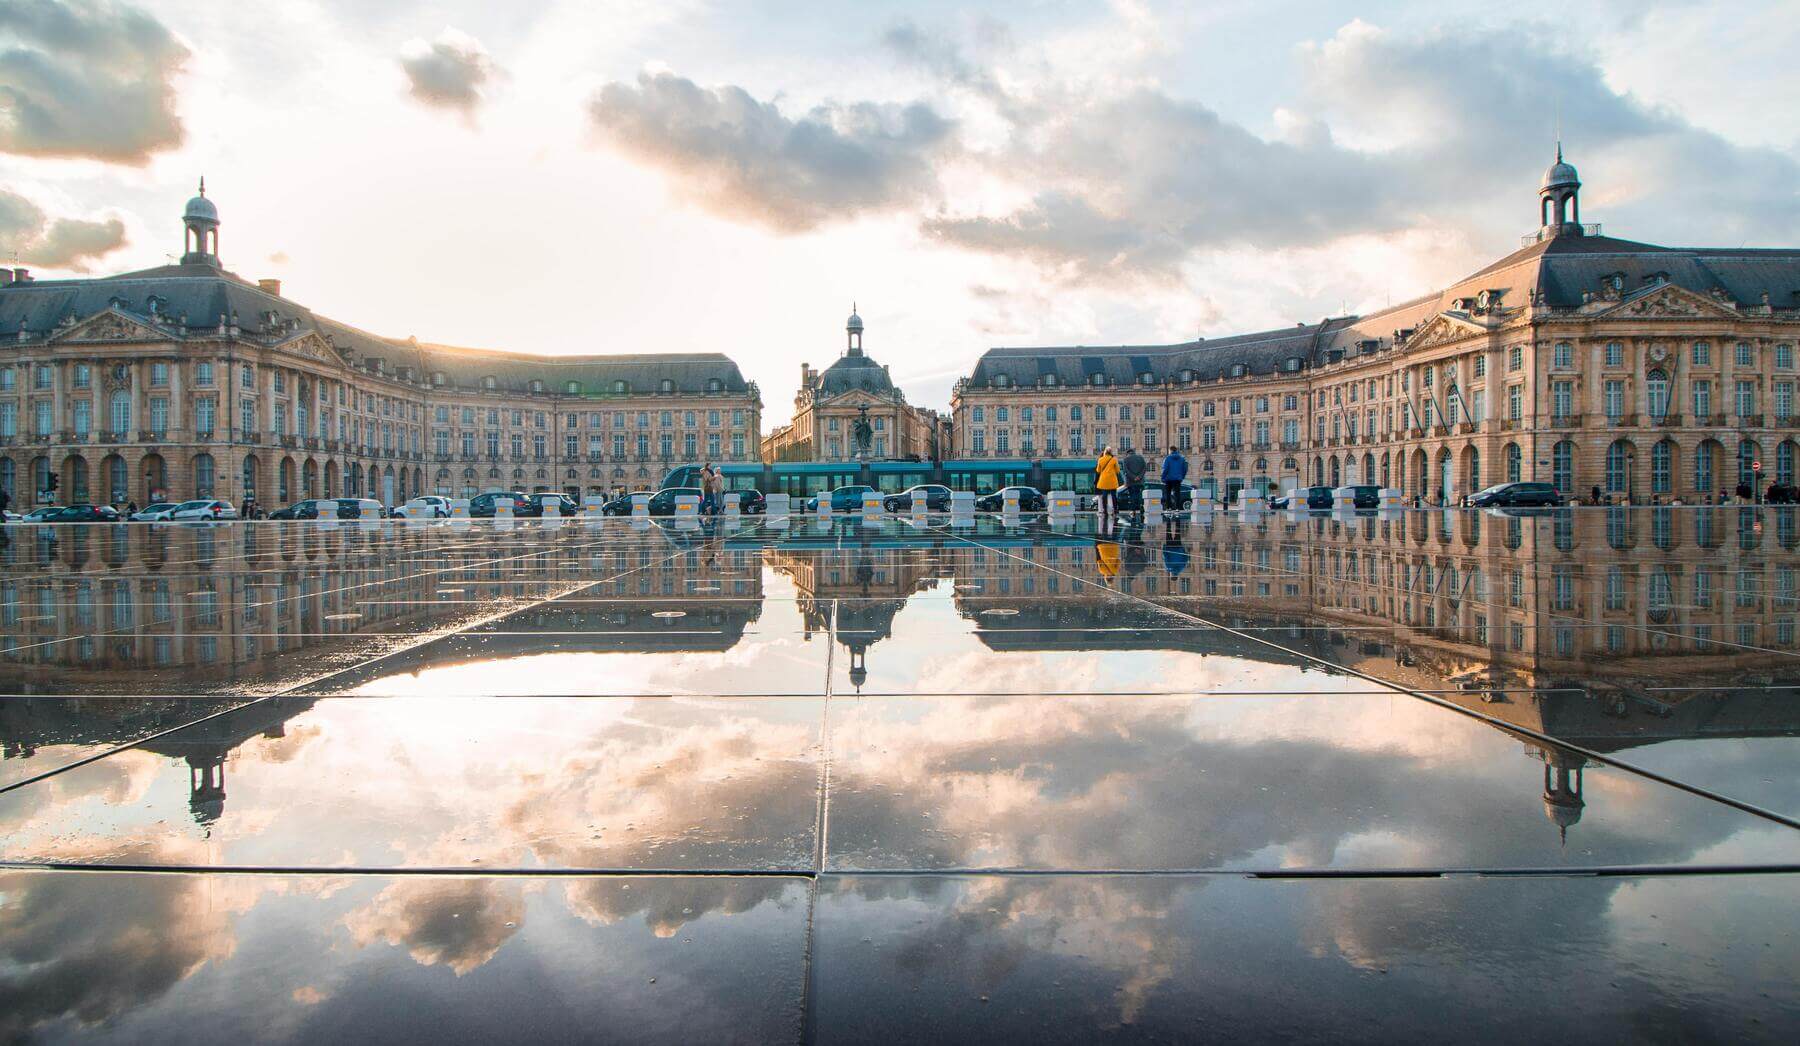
xmin=469 ymin=491 xmax=529 ymax=518
xmin=44 ymin=503 xmax=123 ymax=523
xmin=397 ymin=495 xmax=451 ymax=518
xmin=20 ymin=506 xmax=61 ymax=522
xmin=1468 ymin=481 xmax=1563 ymax=508
xmin=1271 ymin=486 xmax=1336 ymax=510
xmin=524 ymin=492 xmax=579 ymax=517
xmin=130 ymin=501 xmax=181 ymax=522
xmin=804 ymin=485 xmax=876 ymax=513
xmin=1340 ymin=484 xmax=1383 ymax=509
xmin=884 ymin=484 xmax=952 ymax=512
xmin=270 ymin=498 xmax=382 ymax=520
xmin=646 ymin=486 xmax=704 ymax=516
xmin=730 ymin=488 xmax=768 ymax=514
xmin=975 ymin=486 xmax=1047 ymax=512
xmin=169 ymin=499 xmax=238 ymax=521
xmin=1114 ymin=481 xmax=1198 ymax=511
xmin=602 ymin=491 xmax=654 ymax=516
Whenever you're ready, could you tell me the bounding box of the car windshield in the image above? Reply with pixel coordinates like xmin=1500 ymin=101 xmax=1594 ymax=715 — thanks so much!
xmin=175 ymin=500 xmax=210 ymax=510
xmin=1476 ymin=483 xmax=1512 ymax=496
xmin=143 ymin=503 xmax=176 ymax=511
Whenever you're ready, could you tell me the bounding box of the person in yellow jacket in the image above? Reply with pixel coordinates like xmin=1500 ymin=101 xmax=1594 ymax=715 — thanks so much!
xmin=1094 ymin=447 xmax=1120 ymax=517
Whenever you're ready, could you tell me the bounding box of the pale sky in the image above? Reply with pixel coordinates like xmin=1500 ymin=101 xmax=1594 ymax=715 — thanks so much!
xmin=3 ymin=0 xmax=1798 ymax=425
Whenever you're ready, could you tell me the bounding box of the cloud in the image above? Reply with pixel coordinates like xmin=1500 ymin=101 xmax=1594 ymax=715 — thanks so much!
xmin=0 ymin=189 xmax=126 ymax=271
xmin=0 ymin=0 xmax=188 ymax=164
xmin=587 ymin=70 xmax=957 ymax=232
xmin=398 ymin=27 xmax=499 ymax=118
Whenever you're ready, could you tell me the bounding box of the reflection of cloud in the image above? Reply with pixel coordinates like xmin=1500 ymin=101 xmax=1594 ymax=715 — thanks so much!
xmin=0 ymin=841 xmax=240 ymax=1038
xmin=0 ymin=0 xmax=189 ymax=164
xmin=346 ymin=877 xmax=524 ymax=976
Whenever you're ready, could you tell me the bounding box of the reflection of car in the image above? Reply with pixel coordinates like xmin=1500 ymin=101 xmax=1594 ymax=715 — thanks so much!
xmin=524 ymin=492 xmax=578 ymax=517
xmin=398 ymin=495 xmax=451 ymax=518
xmin=45 ymin=503 xmax=123 ymax=523
xmin=130 ymin=501 xmax=181 ymax=522
xmin=602 ymin=491 xmax=653 ymax=516
xmin=884 ymin=484 xmax=952 ymax=512
xmin=469 ymin=491 xmax=529 ymax=518
xmin=1271 ymin=486 xmax=1335 ymax=510
xmin=646 ymin=486 xmax=704 ymax=516
xmin=1468 ymin=481 xmax=1563 ymax=508
xmin=975 ymin=486 xmax=1047 ymax=512
xmin=169 ymin=499 xmax=238 ymax=521
xmin=804 ymin=485 xmax=876 ymax=513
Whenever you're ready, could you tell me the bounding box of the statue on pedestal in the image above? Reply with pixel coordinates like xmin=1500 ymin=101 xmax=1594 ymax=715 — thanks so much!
xmin=852 ymin=405 xmax=873 ymax=460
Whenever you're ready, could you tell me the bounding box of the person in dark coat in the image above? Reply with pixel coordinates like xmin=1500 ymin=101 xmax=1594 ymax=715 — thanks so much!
xmin=1160 ymin=448 xmax=1187 ymax=511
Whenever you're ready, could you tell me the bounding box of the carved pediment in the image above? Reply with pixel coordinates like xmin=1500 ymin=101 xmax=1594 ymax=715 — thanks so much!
xmin=278 ymin=332 xmax=344 ymax=366
xmin=1598 ymin=283 xmax=1739 ymax=320
xmin=50 ymin=308 xmax=175 ymax=345
xmin=1404 ymin=313 xmax=1489 ymax=351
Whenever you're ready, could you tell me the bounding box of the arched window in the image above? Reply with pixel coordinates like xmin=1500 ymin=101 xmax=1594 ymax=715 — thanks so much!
xmin=1695 ymin=441 xmax=1717 ymax=493
xmin=1779 ymin=441 xmax=1797 ymax=485
xmin=1605 ymin=440 xmax=1632 ymax=493
xmin=1505 ymin=443 xmax=1522 ymax=483
xmin=1739 ymin=440 xmax=1760 ymax=487
xmin=194 ymin=453 xmax=215 ymax=497
xmin=1651 ymin=439 xmax=1673 ymax=494
xmin=242 ymin=455 xmax=258 ymax=497
xmin=1552 ymin=440 xmax=1574 ymax=494
xmin=1646 ymin=369 xmax=1670 ymax=419
xmin=0 ymin=458 xmax=12 ymax=498
xmin=1468 ymin=446 xmax=1480 ymax=490
xmin=109 ymin=391 xmax=131 ymax=434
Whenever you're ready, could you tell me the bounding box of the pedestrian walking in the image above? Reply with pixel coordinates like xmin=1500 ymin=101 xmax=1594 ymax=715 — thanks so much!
xmin=1095 ymin=447 xmax=1120 ymax=517
xmin=1160 ymin=447 xmax=1187 ymax=511
xmin=1122 ymin=446 xmax=1147 ymax=516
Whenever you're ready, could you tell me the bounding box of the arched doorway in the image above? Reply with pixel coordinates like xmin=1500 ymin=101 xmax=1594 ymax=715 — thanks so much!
xmin=1738 ymin=439 xmax=1761 ymax=492
xmin=242 ymin=454 xmax=260 ymax=503
xmin=1651 ymin=439 xmax=1677 ymax=496
xmin=1694 ymin=439 xmax=1721 ymax=497
xmin=1505 ymin=443 xmax=1522 ymax=484
xmin=1461 ymin=445 xmax=1480 ymax=494
xmin=1605 ymin=439 xmax=1634 ymax=496
xmin=1436 ymin=448 xmax=1453 ymax=504
xmin=193 ymin=453 xmax=216 ymax=498
xmin=1411 ymin=448 xmax=1428 ymax=499
xmin=302 ymin=459 xmax=318 ymax=498
xmin=63 ymin=454 xmax=89 ymax=503
xmin=1778 ymin=440 xmax=1798 ymax=486
xmin=141 ymin=453 xmax=166 ymax=504
xmin=324 ymin=460 xmax=339 ymax=498
xmin=1328 ymin=456 xmax=1340 ymax=487
xmin=1380 ymin=452 xmax=1391 ymax=488
xmin=1362 ymin=453 xmax=1375 ymax=486
xmin=381 ymin=465 xmax=395 ymax=506
xmin=31 ymin=456 xmax=50 ymax=502
xmin=101 ymin=453 xmax=127 ymax=505
xmin=347 ymin=463 xmax=363 ymax=498
xmin=278 ymin=457 xmax=294 ymax=503
xmin=1552 ymin=440 xmax=1574 ymax=495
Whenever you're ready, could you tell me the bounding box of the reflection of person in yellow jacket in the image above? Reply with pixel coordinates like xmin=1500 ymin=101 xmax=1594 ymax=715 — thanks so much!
xmin=1095 ymin=448 xmax=1120 ymax=517
xmin=1095 ymin=538 xmax=1120 ymax=578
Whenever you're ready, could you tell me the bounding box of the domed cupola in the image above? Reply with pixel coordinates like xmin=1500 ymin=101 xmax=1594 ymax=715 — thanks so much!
xmin=182 ymin=177 xmax=221 ymax=265
xmin=846 ymin=303 xmax=865 ymax=355
xmin=1537 ymin=144 xmax=1583 ymax=236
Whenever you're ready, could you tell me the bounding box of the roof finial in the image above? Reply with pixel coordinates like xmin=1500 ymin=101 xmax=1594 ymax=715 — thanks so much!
xmin=199 ymin=175 xmax=206 ymax=197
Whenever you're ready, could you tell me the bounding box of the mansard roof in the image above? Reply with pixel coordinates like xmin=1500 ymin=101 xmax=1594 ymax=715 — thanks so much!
xmin=0 ymin=261 xmax=752 ymax=397
xmin=967 ymin=231 xmax=1800 ymax=390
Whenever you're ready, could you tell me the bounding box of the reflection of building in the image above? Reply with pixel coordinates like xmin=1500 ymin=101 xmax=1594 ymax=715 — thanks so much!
xmin=953 ymin=152 xmax=1800 ymax=504
xmin=0 ymin=184 xmax=760 ymax=509
xmin=761 ymin=309 xmax=944 ymax=463
xmin=766 ymin=541 xmax=943 ymax=690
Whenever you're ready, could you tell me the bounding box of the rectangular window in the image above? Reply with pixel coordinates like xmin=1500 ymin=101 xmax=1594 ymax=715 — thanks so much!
xmin=1552 ymin=380 xmax=1572 ymax=418
xmin=72 ymin=363 xmax=91 ymax=388
xmin=0 ymin=367 xmax=13 ymax=391
xmin=1736 ymin=342 xmax=1754 ymax=367
xmin=1736 ymin=379 xmax=1756 ymax=417
xmin=34 ymin=365 xmax=50 ymax=390
xmin=273 ymin=403 xmax=286 ymax=435
xmin=1508 ymin=385 xmax=1522 ymax=421
xmin=150 ymin=362 xmax=168 ymax=386
xmin=1693 ymin=379 xmax=1712 ymax=418
xmin=1693 ymin=341 xmax=1711 ymax=366
xmin=971 ymin=406 xmax=984 ymax=423
xmin=242 ymin=364 xmax=254 ymax=390
xmin=149 ymin=397 xmax=168 ymax=434
xmin=996 ymin=430 xmax=1011 ymax=454
xmin=1508 ymin=346 xmax=1523 ymax=371
xmin=1553 ymin=342 xmax=1572 ymax=368
xmin=240 ymin=400 xmax=254 ymax=434
xmin=194 ymin=361 xmax=212 ymax=386
xmin=1604 ymin=380 xmax=1624 ymax=419
xmin=565 ymin=435 xmax=578 ymax=457
xmin=1605 ymin=342 xmax=1624 ymax=367
xmin=73 ymin=400 xmax=92 ymax=437
xmin=1777 ymin=382 xmax=1794 ymax=419
xmin=34 ymin=401 xmax=52 ymax=436
xmin=1778 ymin=344 xmax=1795 ymax=369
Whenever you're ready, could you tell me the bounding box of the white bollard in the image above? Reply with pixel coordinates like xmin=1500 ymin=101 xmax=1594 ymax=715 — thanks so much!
xmin=723 ymin=492 xmax=741 ymax=516
xmin=816 ymin=494 xmax=832 ymax=518
xmin=1191 ymin=490 xmax=1216 ymax=518
xmin=583 ymin=495 xmax=604 ymax=520
xmin=1002 ymin=490 xmax=1020 ymax=514
xmin=451 ymin=498 xmax=471 ymax=519
xmin=1284 ymin=488 xmax=1307 ymax=514
xmin=1048 ymin=491 xmax=1076 ymax=516
xmin=765 ymin=492 xmax=791 ymax=519
xmin=950 ymin=490 xmax=976 ymax=516
xmin=494 ymin=497 xmax=513 ymax=520
xmin=674 ymin=494 xmax=700 ymax=520
xmin=1240 ymin=490 xmax=1265 ymax=512
xmin=542 ymin=499 xmax=561 ymax=519
xmin=1144 ymin=487 xmax=1163 ymax=518
xmin=1332 ymin=486 xmax=1357 ymax=512
xmin=862 ymin=493 xmax=883 ymax=517
xmin=630 ymin=493 xmax=650 ymax=518
xmin=910 ymin=494 xmax=928 ymax=521
xmin=1379 ymin=487 xmax=1405 ymax=510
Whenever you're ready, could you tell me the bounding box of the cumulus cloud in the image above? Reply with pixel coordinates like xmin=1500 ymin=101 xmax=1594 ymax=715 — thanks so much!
xmin=399 ymin=27 xmax=499 ymax=118
xmin=0 ymin=189 xmax=126 ymax=271
xmin=0 ymin=0 xmax=188 ymax=164
xmin=587 ymin=70 xmax=957 ymax=232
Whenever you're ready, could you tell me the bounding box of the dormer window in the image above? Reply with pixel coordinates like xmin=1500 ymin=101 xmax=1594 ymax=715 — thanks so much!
xmin=1179 ymin=369 xmax=1195 ymax=383
xmin=1229 ymin=363 xmax=1247 ymax=378
xmin=658 ymin=378 xmax=675 ymax=394
xmin=565 ymin=380 xmax=580 ymax=394
xmin=1089 ymin=373 xmax=1104 ymax=387
xmin=994 ymin=374 xmax=1011 ymax=388
xmin=1605 ymin=272 xmax=1625 ymax=293
xmin=431 ymin=371 xmax=446 ymax=387
xmin=529 ymin=379 xmax=545 ymax=393
xmin=613 ymin=380 xmax=629 ymax=394
xmin=482 ymin=375 xmax=497 ymax=390
xmin=1043 ymin=374 xmax=1057 ymax=387
xmin=705 ymin=377 xmax=723 ymax=393
xmin=1138 ymin=372 xmax=1155 ymax=385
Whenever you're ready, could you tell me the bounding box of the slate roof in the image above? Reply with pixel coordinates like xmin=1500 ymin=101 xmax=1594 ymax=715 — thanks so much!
xmin=0 ymin=260 xmax=753 ymax=397
xmin=815 ymin=351 xmax=900 ymax=398
xmin=966 ymin=230 xmax=1800 ymax=389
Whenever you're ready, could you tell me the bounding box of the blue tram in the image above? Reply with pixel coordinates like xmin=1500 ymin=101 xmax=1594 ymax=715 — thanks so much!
xmin=662 ymin=458 xmax=1115 ymax=499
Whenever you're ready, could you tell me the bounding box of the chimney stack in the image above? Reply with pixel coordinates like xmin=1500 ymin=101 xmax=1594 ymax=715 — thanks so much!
xmin=257 ymin=278 xmax=282 ymax=296
xmin=11 ymin=268 xmax=29 ymax=284
xmin=0 ymin=270 xmax=13 ymax=287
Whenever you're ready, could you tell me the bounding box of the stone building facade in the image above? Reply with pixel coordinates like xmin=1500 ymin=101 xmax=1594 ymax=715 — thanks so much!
xmin=952 ymin=152 xmax=1800 ymax=504
xmin=0 ymin=186 xmax=760 ymax=509
xmin=761 ymin=309 xmax=942 ymax=463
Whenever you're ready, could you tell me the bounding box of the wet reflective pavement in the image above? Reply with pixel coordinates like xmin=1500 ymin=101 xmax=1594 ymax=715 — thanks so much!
xmin=2 ymin=507 xmax=1797 ymax=1042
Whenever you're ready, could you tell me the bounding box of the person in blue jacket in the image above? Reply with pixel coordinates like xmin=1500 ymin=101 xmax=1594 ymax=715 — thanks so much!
xmin=1160 ymin=447 xmax=1188 ymax=510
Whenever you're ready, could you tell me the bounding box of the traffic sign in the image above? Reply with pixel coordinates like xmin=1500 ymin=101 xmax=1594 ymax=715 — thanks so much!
xmin=1753 ymin=460 xmax=1763 ymax=472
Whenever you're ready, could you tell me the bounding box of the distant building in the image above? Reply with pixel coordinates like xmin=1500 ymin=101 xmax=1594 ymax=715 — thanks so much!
xmin=761 ymin=308 xmax=942 ymax=462
xmin=0 ymin=183 xmax=761 ymax=507
xmin=953 ymin=149 xmax=1800 ymax=503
